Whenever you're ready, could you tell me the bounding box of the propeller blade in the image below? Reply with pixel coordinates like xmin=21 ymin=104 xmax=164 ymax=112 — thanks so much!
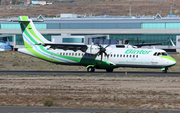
xmin=96 ymin=40 xmax=100 ymax=46
xmin=105 ymin=44 xmax=111 ymax=48
xmin=100 ymin=53 xmax=103 ymax=61
xmin=104 ymin=52 xmax=107 ymax=56
xmin=95 ymin=51 xmax=100 ymax=56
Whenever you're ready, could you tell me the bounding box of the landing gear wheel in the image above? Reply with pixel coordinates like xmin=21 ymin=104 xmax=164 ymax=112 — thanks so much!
xmin=106 ymin=68 xmax=113 ymax=72
xmin=87 ymin=67 xmax=95 ymax=72
xmin=162 ymin=70 xmax=167 ymax=73
xmin=162 ymin=67 xmax=168 ymax=73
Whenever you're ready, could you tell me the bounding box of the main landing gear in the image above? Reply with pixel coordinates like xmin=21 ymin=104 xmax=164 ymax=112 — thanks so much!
xmin=87 ymin=66 xmax=114 ymax=73
xmin=106 ymin=68 xmax=113 ymax=72
xmin=87 ymin=66 xmax=95 ymax=72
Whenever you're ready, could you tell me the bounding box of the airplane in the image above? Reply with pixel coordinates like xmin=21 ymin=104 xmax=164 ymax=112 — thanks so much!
xmin=10 ymin=16 xmax=176 ymax=73
xmin=0 ymin=38 xmax=12 ymax=51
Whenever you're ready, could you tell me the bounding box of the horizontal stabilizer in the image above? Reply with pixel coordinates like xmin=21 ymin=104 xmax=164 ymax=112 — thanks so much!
xmin=7 ymin=20 xmax=43 ymax=22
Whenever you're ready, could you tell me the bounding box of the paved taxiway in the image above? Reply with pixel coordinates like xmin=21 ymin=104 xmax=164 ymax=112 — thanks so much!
xmin=1 ymin=106 xmax=180 ymax=113
xmin=1 ymin=71 xmax=180 ymax=113
xmin=0 ymin=71 xmax=179 ymax=77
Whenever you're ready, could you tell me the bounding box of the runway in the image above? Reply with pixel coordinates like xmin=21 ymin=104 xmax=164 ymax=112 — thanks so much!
xmin=0 ymin=70 xmax=180 ymax=77
xmin=1 ymin=71 xmax=180 ymax=113
xmin=1 ymin=106 xmax=180 ymax=113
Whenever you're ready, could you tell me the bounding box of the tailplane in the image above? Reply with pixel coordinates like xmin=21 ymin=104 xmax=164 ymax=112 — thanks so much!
xmin=18 ymin=16 xmax=50 ymax=48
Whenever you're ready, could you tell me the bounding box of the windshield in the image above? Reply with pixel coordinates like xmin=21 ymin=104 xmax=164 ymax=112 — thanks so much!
xmin=153 ymin=52 xmax=168 ymax=56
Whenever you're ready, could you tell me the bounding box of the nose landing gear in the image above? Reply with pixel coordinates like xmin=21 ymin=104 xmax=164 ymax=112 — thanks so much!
xmin=161 ymin=67 xmax=168 ymax=73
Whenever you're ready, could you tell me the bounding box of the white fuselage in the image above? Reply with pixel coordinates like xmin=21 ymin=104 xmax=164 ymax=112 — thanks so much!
xmin=18 ymin=45 xmax=176 ymax=69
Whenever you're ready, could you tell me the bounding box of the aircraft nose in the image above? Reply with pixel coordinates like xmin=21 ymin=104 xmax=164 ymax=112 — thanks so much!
xmin=160 ymin=56 xmax=176 ymax=66
xmin=167 ymin=56 xmax=176 ymax=66
xmin=172 ymin=59 xmax=176 ymax=66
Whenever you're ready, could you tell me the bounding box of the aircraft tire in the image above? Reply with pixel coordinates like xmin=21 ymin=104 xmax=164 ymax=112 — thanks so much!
xmin=87 ymin=67 xmax=95 ymax=72
xmin=162 ymin=70 xmax=167 ymax=73
xmin=162 ymin=67 xmax=168 ymax=73
xmin=106 ymin=68 xmax=113 ymax=72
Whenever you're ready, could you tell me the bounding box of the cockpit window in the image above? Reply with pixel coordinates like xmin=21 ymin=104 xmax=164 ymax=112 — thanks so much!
xmin=162 ymin=52 xmax=168 ymax=56
xmin=154 ymin=52 xmax=168 ymax=56
xmin=157 ymin=52 xmax=161 ymax=56
xmin=153 ymin=52 xmax=157 ymax=56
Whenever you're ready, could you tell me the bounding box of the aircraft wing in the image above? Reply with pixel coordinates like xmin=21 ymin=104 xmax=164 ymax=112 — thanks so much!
xmin=8 ymin=20 xmax=44 ymax=22
xmin=133 ymin=43 xmax=163 ymax=48
xmin=36 ymin=43 xmax=88 ymax=52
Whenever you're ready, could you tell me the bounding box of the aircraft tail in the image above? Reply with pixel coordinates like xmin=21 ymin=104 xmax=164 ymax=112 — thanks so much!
xmin=7 ymin=38 xmax=10 ymax=45
xmin=18 ymin=16 xmax=50 ymax=48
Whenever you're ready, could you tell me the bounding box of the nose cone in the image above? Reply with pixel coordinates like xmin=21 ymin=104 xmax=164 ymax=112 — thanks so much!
xmin=159 ymin=56 xmax=176 ymax=67
xmin=165 ymin=56 xmax=176 ymax=66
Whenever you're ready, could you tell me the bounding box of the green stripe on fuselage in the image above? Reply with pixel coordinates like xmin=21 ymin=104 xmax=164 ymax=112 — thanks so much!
xmin=159 ymin=56 xmax=176 ymax=62
xmin=24 ymin=42 xmax=51 ymax=61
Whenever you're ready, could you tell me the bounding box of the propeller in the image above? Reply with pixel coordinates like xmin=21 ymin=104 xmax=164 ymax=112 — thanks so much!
xmin=95 ymin=37 xmax=111 ymax=62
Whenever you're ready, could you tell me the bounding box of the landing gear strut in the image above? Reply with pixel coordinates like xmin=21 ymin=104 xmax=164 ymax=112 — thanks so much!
xmin=162 ymin=67 xmax=168 ymax=73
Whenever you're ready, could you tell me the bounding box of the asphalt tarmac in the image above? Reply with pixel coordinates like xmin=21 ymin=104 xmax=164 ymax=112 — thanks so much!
xmin=0 ymin=106 xmax=180 ymax=113
xmin=0 ymin=70 xmax=179 ymax=77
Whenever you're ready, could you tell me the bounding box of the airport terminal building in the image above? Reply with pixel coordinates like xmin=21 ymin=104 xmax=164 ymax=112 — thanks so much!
xmin=1 ymin=14 xmax=180 ymax=50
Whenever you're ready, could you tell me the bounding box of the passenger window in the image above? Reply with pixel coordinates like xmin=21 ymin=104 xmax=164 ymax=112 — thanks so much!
xmin=75 ymin=53 xmax=77 ymax=56
xmin=117 ymin=54 xmax=119 ymax=57
xmin=133 ymin=55 xmax=135 ymax=58
xmin=82 ymin=53 xmax=84 ymax=56
xmin=78 ymin=53 xmax=80 ymax=56
xmin=69 ymin=53 xmax=71 ymax=56
xmin=114 ymin=54 xmax=116 ymax=57
xmin=111 ymin=54 xmax=112 ymax=57
xmin=60 ymin=53 xmax=62 ymax=55
xmin=130 ymin=55 xmax=131 ymax=58
xmin=66 ymin=53 xmax=68 ymax=56
xmin=123 ymin=55 xmax=125 ymax=57
xmin=136 ymin=55 xmax=138 ymax=58
xmin=63 ymin=53 xmax=65 ymax=55
xmin=126 ymin=55 xmax=128 ymax=57
xmin=120 ymin=54 xmax=122 ymax=57
xmin=72 ymin=53 xmax=74 ymax=56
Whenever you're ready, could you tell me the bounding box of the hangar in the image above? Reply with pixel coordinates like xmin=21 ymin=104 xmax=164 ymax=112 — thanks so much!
xmin=1 ymin=14 xmax=180 ymax=51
